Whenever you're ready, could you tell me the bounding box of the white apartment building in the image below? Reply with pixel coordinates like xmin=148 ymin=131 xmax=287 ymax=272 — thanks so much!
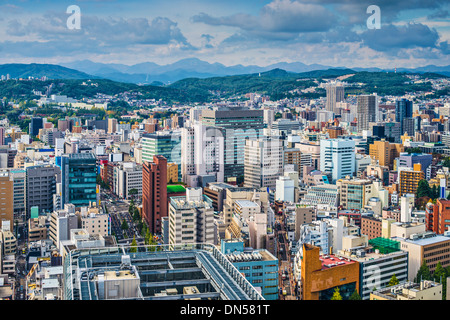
xmin=168 ymin=188 xmax=215 ymax=246
xmin=181 ymin=124 xmax=224 ymax=187
xmin=113 ymin=162 xmax=143 ymax=199
xmin=320 ymin=138 xmax=355 ymax=182
xmin=244 ymin=136 xmax=284 ymax=189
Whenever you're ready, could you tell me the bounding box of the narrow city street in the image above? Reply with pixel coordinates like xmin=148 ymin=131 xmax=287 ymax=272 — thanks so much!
xmin=275 ymin=212 xmax=297 ymax=300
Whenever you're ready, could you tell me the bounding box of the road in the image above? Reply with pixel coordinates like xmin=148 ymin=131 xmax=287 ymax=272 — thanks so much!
xmin=103 ymin=193 xmax=144 ymax=245
xmin=275 ymin=210 xmax=298 ymax=300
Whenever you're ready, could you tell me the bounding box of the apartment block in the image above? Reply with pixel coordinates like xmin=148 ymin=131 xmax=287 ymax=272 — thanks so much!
xmin=168 ymin=188 xmax=215 ymax=246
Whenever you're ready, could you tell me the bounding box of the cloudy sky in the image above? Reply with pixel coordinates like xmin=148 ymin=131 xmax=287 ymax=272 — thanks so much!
xmin=0 ymin=0 xmax=449 ymax=68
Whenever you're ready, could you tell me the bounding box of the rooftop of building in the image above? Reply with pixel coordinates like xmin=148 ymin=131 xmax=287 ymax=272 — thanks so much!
xmin=235 ymin=200 xmax=259 ymax=208
xmin=394 ymin=233 xmax=450 ymax=246
xmin=167 ymin=184 xmax=186 ymax=193
xmin=372 ymin=281 xmax=441 ymax=300
xmin=319 ymin=254 xmax=356 ymax=270
xmin=66 ymin=244 xmax=263 ymax=301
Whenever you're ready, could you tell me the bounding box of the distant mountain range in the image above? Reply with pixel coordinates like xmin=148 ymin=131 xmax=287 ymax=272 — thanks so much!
xmin=0 ymin=59 xmax=449 ymax=84
xmin=60 ymin=58 xmax=450 ymax=84
xmin=0 ymin=63 xmax=97 ymax=80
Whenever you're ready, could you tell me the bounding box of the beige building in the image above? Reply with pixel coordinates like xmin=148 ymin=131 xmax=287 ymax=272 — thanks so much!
xmin=394 ymin=232 xmax=450 ymax=281
xmin=0 ymin=171 xmax=14 ymax=232
xmin=221 ymin=187 xmax=269 ymax=231
xmin=79 ymin=205 xmax=110 ymax=238
xmin=168 ymin=188 xmax=215 ymax=246
xmin=369 ymin=140 xmax=404 ymax=170
xmin=370 ymin=280 xmax=442 ymax=300
xmin=167 ymin=162 xmax=178 ymax=183
xmin=28 ymin=216 xmax=48 ymax=242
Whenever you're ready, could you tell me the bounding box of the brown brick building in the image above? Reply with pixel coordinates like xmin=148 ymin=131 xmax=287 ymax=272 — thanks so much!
xmin=142 ymin=155 xmax=167 ymax=234
xmin=426 ymin=199 xmax=450 ymax=235
xmin=361 ymin=215 xmax=382 ymax=239
xmin=301 ymin=244 xmax=360 ymax=300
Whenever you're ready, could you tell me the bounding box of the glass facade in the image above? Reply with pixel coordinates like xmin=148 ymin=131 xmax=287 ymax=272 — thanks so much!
xmin=58 ymin=153 xmax=98 ymax=207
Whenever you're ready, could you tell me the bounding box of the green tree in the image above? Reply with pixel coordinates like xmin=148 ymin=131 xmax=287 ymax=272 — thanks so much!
xmin=349 ymin=290 xmax=361 ymax=300
xmin=416 ymin=180 xmax=432 ymax=199
xmin=130 ymin=236 xmax=138 ymax=253
xmin=388 ymin=274 xmax=399 ymax=287
xmin=121 ymin=219 xmax=129 ymax=231
xmin=434 ymin=261 xmax=447 ymax=300
xmin=415 ymin=260 xmax=432 ymax=282
xmin=431 ymin=184 xmax=439 ymax=200
xmin=132 ymin=208 xmax=140 ymax=222
xmin=331 ymin=287 xmax=342 ymax=300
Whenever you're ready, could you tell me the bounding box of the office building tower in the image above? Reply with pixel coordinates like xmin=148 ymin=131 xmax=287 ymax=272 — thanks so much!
xmin=0 ymin=171 xmax=14 ymax=232
xmin=336 ymin=178 xmax=374 ymax=211
xmin=114 ymin=162 xmax=143 ymax=199
xmin=142 ymin=155 xmax=167 ymax=234
xmin=395 ymin=98 xmax=413 ymax=134
xmin=181 ymin=124 xmax=224 ymax=187
xmin=201 ymin=106 xmax=264 ymax=181
xmin=320 ymin=139 xmax=355 ymax=182
xmin=26 ymin=165 xmax=61 ymax=218
xmin=168 ymin=187 xmax=215 ymax=246
xmin=141 ymin=132 xmax=181 ymax=180
xmin=57 ymin=153 xmax=98 ymax=208
xmin=369 ymin=140 xmax=404 ymax=170
xmin=356 ymin=95 xmax=377 ymax=132
xmin=29 ymin=117 xmax=43 ymax=137
xmin=244 ymin=137 xmax=284 ymax=189
xmin=326 ymin=84 xmax=345 ymax=114
xmin=108 ymin=118 xmax=118 ymax=133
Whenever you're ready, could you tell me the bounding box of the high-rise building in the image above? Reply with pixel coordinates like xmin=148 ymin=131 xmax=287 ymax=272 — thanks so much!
xmin=326 ymin=84 xmax=345 ymax=114
xmin=168 ymin=187 xmax=215 ymax=246
xmin=57 ymin=153 xmax=98 ymax=208
xmin=399 ymin=163 xmax=424 ymax=196
xmin=320 ymin=139 xmax=355 ymax=182
xmin=26 ymin=165 xmax=61 ymax=218
xmin=29 ymin=117 xmax=43 ymax=137
xmin=142 ymin=155 xmax=167 ymax=234
xmin=244 ymin=137 xmax=284 ymax=189
xmin=114 ymin=162 xmax=143 ymax=199
xmin=181 ymin=124 xmax=224 ymax=187
xmin=369 ymin=140 xmax=404 ymax=170
xmin=108 ymin=118 xmax=118 ymax=134
xmin=0 ymin=171 xmax=14 ymax=232
xmin=141 ymin=132 xmax=181 ymax=180
xmin=356 ymin=95 xmax=377 ymax=132
xmin=201 ymin=106 xmax=264 ymax=181
xmin=395 ymin=98 xmax=413 ymax=134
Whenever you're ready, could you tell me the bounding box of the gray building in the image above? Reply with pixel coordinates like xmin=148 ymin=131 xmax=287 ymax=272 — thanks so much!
xmin=357 ymin=95 xmax=377 ymax=132
xmin=26 ymin=165 xmax=61 ymax=217
xmin=201 ymin=106 xmax=264 ymax=180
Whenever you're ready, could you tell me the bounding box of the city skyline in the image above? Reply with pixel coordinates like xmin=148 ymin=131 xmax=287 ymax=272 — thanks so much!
xmin=0 ymin=0 xmax=449 ymax=69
